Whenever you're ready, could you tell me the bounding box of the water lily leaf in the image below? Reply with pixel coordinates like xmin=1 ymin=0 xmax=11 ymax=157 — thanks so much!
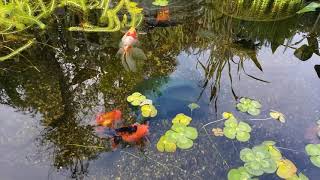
xmin=310 ymin=156 xmax=320 ymax=167
xmin=172 ymin=113 xmax=192 ymax=126
xmin=247 ymin=108 xmax=260 ymax=116
xmin=223 ymin=127 xmax=236 ymax=139
xmin=276 ymin=159 xmax=297 ymax=179
xmin=212 ymin=128 xmax=224 ymax=136
xmin=172 ymin=123 xmax=187 ymax=132
xmin=237 ymin=103 xmax=248 ymax=112
xmin=261 ymin=159 xmax=277 ymax=173
xmin=188 ymin=103 xmax=200 ymax=111
xmin=184 ymin=127 xmax=198 ymax=140
xmin=305 ymin=144 xmax=320 ymax=156
xmin=223 ymin=112 xmax=234 ymax=119
xmin=270 ymin=110 xmax=286 ymax=123
xmin=251 ymin=101 xmax=262 ymax=108
xmin=152 ymin=0 xmax=169 ymax=6
xmin=244 ymin=162 xmax=264 ymax=176
xmin=157 ymin=135 xmax=177 ymax=152
xmin=236 ymin=131 xmax=250 ymax=142
xmin=141 ymin=104 xmax=157 ymax=117
xmin=225 ymin=118 xmax=238 ymax=128
xmin=238 ymin=122 xmax=252 ymax=132
xmin=165 ymin=130 xmax=179 ymax=143
xmin=240 ymin=148 xmax=255 ymax=162
xmin=227 ymin=167 xmax=252 ymax=180
xmin=297 ymin=2 xmax=320 ymax=14
xmin=176 ymin=136 xmax=193 ymax=149
xmin=127 ymin=92 xmax=146 ymax=106
xmin=268 ymin=146 xmax=283 ymax=161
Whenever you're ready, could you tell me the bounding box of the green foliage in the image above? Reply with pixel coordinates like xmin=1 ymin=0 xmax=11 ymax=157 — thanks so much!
xmin=297 ymin=2 xmax=320 ymax=14
xmin=172 ymin=113 xmax=192 ymax=126
xmin=227 ymin=167 xmax=254 ymax=180
xmin=152 ymin=0 xmax=169 ymax=7
xmin=156 ymin=113 xmax=198 ymax=152
xmin=188 ymin=103 xmax=200 ymax=112
xmin=236 ymin=98 xmax=262 ymax=116
xmin=240 ymin=145 xmax=277 ymax=176
xmin=127 ymin=92 xmax=157 ymax=118
xmin=141 ymin=104 xmax=157 ymax=118
xmin=223 ymin=114 xmax=252 ymax=142
xmin=287 ymin=173 xmax=309 ymax=180
xmin=305 ymin=144 xmax=320 ymax=168
xmin=127 ymin=92 xmax=146 ymax=106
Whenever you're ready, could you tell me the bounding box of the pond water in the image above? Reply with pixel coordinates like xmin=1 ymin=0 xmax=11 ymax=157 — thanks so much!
xmin=0 ymin=0 xmax=320 ymax=180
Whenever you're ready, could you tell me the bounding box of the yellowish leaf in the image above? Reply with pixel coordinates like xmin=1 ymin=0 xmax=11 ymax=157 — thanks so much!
xmin=212 ymin=128 xmax=224 ymax=136
xmin=270 ymin=110 xmax=286 ymax=123
xmin=276 ymin=159 xmax=297 ymax=179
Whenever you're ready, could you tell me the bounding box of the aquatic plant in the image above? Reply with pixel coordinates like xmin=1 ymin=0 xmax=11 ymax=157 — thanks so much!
xmin=212 ymin=128 xmax=224 ymax=136
xmin=188 ymin=103 xmax=200 ymax=112
xmin=127 ymin=92 xmax=147 ymax=106
xmin=156 ymin=135 xmax=177 ymax=152
xmin=223 ymin=116 xmax=252 ymax=142
xmin=240 ymin=145 xmax=277 ymax=176
xmin=270 ymin=110 xmax=286 ymax=123
xmin=172 ymin=113 xmax=192 ymax=126
xmin=227 ymin=167 xmax=254 ymax=180
xmin=141 ymin=104 xmax=157 ymax=118
xmin=166 ymin=123 xmax=198 ymax=149
xmin=305 ymin=144 xmax=320 ymax=168
xmin=276 ymin=159 xmax=297 ymax=179
xmin=152 ymin=0 xmax=169 ymax=7
xmin=287 ymin=173 xmax=309 ymax=180
xmin=236 ymin=98 xmax=262 ymax=116
xmin=297 ymin=2 xmax=320 ymax=14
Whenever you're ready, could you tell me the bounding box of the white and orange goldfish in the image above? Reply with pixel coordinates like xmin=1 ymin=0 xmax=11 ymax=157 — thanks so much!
xmin=117 ymin=27 xmax=146 ymax=72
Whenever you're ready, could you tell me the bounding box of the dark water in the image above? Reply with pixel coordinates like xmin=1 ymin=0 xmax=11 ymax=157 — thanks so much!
xmin=0 ymin=0 xmax=320 ymax=179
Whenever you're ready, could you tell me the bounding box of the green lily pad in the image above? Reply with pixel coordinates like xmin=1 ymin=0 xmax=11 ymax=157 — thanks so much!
xmin=310 ymin=156 xmax=320 ymax=168
xmin=156 ymin=135 xmax=177 ymax=152
xmin=172 ymin=113 xmax=192 ymax=126
xmin=141 ymin=104 xmax=158 ymax=117
xmin=237 ymin=98 xmax=262 ymax=116
xmin=176 ymin=136 xmax=193 ymax=149
xmin=287 ymin=173 xmax=309 ymax=180
xmin=236 ymin=131 xmax=250 ymax=142
xmin=305 ymin=144 xmax=320 ymax=156
xmin=244 ymin=162 xmax=264 ymax=176
xmin=223 ymin=118 xmax=252 ymax=142
xmin=127 ymin=92 xmax=146 ymax=106
xmin=152 ymin=0 xmax=169 ymax=6
xmin=166 ymin=123 xmax=198 ymax=150
xmin=227 ymin=167 xmax=252 ymax=180
xmin=224 ymin=127 xmax=237 ymax=139
xmin=188 ymin=103 xmax=200 ymax=111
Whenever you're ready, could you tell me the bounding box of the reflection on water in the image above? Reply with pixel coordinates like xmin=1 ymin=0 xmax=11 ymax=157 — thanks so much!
xmin=0 ymin=0 xmax=320 ymax=179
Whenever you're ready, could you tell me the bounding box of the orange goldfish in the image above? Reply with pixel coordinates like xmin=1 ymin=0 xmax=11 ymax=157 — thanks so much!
xmin=156 ymin=7 xmax=170 ymax=23
xmin=117 ymin=27 xmax=146 ymax=72
xmin=96 ymin=110 xmax=122 ymax=128
xmin=115 ymin=124 xmax=149 ymax=143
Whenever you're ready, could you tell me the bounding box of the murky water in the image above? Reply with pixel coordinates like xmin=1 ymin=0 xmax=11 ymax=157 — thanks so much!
xmin=0 ymin=0 xmax=320 ymax=179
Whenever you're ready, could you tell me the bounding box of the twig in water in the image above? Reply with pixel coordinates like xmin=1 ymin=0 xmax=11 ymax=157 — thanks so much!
xmin=275 ymin=146 xmax=305 ymax=153
xmin=66 ymin=144 xmax=105 ymax=149
xmin=249 ymin=117 xmax=272 ymax=121
xmin=202 ymin=118 xmax=224 ymax=129
xmin=120 ymin=150 xmax=141 ymax=159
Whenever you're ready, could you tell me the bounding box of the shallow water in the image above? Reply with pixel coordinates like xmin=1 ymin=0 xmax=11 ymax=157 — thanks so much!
xmin=0 ymin=0 xmax=320 ymax=179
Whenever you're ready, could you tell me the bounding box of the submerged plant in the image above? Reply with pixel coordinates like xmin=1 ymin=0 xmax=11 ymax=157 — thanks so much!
xmin=305 ymin=144 xmax=320 ymax=168
xmin=223 ymin=116 xmax=252 ymax=142
xmin=240 ymin=145 xmax=277 ymax=176
xmin=236 ymin=98 xmax=262 ymax=116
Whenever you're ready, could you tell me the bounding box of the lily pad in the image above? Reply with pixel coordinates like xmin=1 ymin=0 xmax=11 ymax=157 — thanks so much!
xmin=152 ymin=0 xmax=169 ymax=6
xmin=305 ymin=144 xmax=320 ymax=168
xmin=223 ymin=118 xmax=252 ymax=142
xmin=262 ymin=141 xmax=282 ymax=161
xmin=287 ymin=173 xmax=309 ymax=180
xmin=270 ymin=110 xmax=285 ymax=123
xmin=172 ymin=113 xmax=192 ymax=126
xmin=227 ymin=167 xmax=252 ymax=180
xmin=141 ymin=104 xmax=157 ymax=117
xmin=237 ymin=98 xmax=262 ymax=116
xmin=188 ymin=102 xmax=200 ymax=111
xmin=127 ymin=92 xmax=146 ymax=106
xmin=276 ymin=159 xmax=297 ymax=179
xmin=240 ymin=145 xmax=277 ymax=176
xmin=157 ymin=135 xmax=177 ymax=152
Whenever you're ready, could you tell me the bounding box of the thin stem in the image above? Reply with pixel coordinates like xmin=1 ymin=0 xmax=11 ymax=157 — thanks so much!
xmin=249 ymin=117 xmax=272 ymax=121
xmin=120 ymin=151 xmax=140 ymax=159
xmin=202 ymin=118 xmax=225 ymax=128
xmin=0 ymin=39 xmax=35 ymax=62
xmin=66 ymin=144 xmax=105 ymax=149
xmin=275 ymin=146 xmax=305 ymax=153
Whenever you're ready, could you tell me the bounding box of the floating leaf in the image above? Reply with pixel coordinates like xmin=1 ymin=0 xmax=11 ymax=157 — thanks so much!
xmin=297 ymin=2 xmax=320 ymax=14
xmin=152 ymin=0 xmax=169 ymax=6
xmin=223 ymin=112 xmax=235 ymax=119
xmin=139 ymin=99 xmax=153 ymax=106
xmin=172 ymin=113 xmax=192 ymax=126
xmin=223 ymin=117 xmax=252 ymax=142
xmin=188 ymin=103 xmax=200 ymax=111
xmin=287 ymin=173 xmax=309 ymax=180
xmin=305 ymin=144 xmax=320 ymax=168
xmin=276 ymin=159 xmax=297 ymax=179
xmin=212 ymin=128 xmax=224 ymax=136
xmin=141 ymin=104 xmax=157 ymax=117
xmin=127 ymin=92 xmax=146 ymax=106
xmin=270 ymin=110 xmax=286 ymax=123
xmin=156 ymin=135 xmax=176 ymax=152
xmin=227 ymin=167 xmax=252 ymax=180
xmin=237 ymin=98 xmax=262 ymax=116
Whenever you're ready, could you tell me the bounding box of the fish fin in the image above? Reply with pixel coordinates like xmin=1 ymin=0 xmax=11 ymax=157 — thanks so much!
xmin=116 ymin=48 xmax=124 ymax=59
xmin=122 ymin=52 xmax=137 ymax=72
xmin=132 ymin=47 xmax=147 ymax=60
